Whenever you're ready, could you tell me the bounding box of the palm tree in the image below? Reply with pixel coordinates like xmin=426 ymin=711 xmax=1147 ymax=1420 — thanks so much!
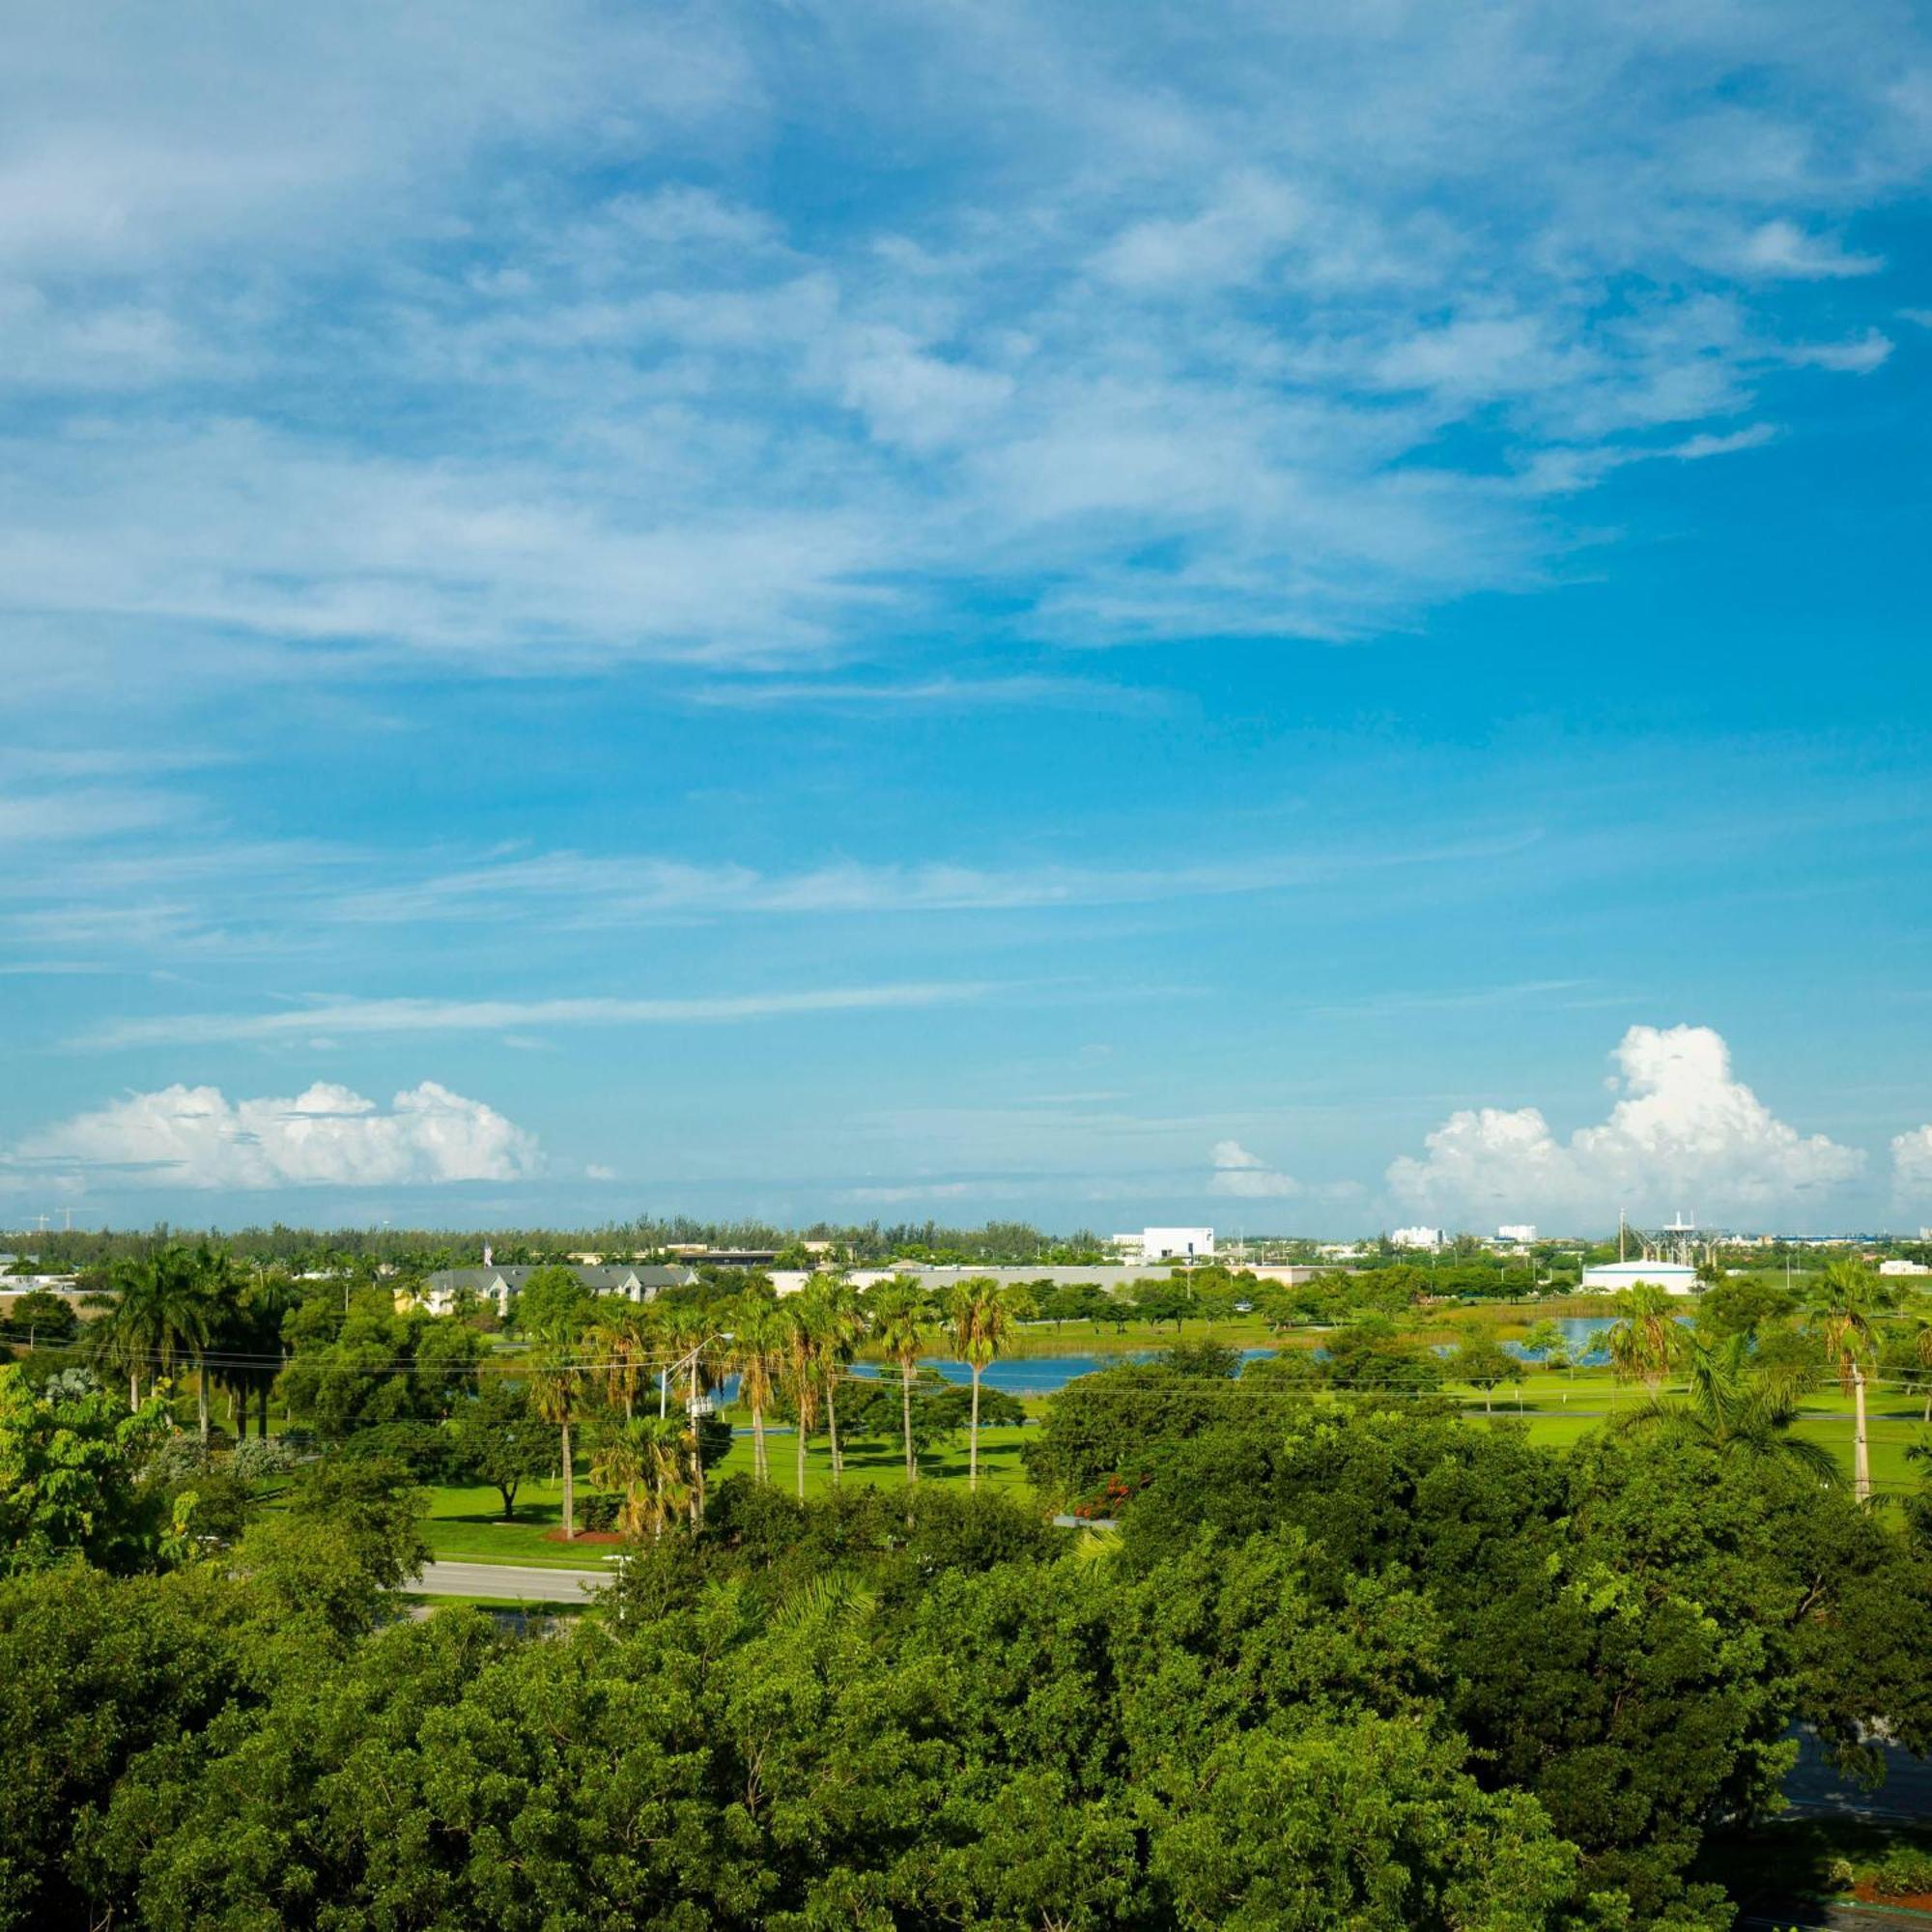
xmin=639 ymin=1413 xmax=695 ymax=1536
xmin=186 ymin=1244 xmax=243 ymax=1444
xmin=86 ymin=1269 xmax=161 ymax=1411
xmin=868 ymin=1275 xmax=931 ymax=1483
xmin=1810 ymin=1259 xmax=1889 ymax=1503
xmin=589 ymin=1415 xmax=692 ymax=1539
xmin=99 ymin=1245 xmax=217 ymax=1427
xmin=1615 ymin=1332 xmax=1839 ymax=1483
xmin=779 ymin=1296 xmax=820 ymax=1500
xmin=728 ymin=1293 xmax=784 ymax=1484
xmin=588 ymin=1303 xmax=654 ymax=1422
xmin=1606 ymin=1281 xmax=1684 ymax=1395
xmin=945 ymin=1275 xmax=1014 ymax=1492
xmin=1894 ymin=1302 xmax=1932 ymax=1424
xmin=801 ymin=1276 xmax=863 ymax=1487
xmin=527 ymin=1340 xmax=585 ymax=1539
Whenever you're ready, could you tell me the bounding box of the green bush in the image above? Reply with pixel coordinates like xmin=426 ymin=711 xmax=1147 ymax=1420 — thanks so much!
xmin=578 ymin=1491 xmax=620 ymax=1533
xmin=1869 ymin=1846 xmax=1932 ymax=1897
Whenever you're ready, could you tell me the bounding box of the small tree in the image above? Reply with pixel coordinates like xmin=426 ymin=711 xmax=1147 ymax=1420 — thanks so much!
xmin=448 ymin=1378 xmax=550 ymax=1521
xmin=1454 ymin=1335 xmax=1520 ymax=1415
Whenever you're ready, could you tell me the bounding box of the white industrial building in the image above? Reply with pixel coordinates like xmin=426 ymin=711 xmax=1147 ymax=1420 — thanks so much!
xmin=1112 ymin=1227 xmax=1215 ymax=1263
xmin=1579 ymin=1261 xmax=1700 ymax=1295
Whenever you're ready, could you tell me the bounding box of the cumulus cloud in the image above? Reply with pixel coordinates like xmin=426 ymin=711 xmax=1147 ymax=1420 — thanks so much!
xmin=1891 ymin=1126 xmax=1932 ymax=1198
xmin=1208 ymin=1139 xmax=1299 ymax=1199
xmin=18 ymin=1080 xmax=539 ymax=1189
xmin=1386 ymin=1025 xmax=1863 ymax=1222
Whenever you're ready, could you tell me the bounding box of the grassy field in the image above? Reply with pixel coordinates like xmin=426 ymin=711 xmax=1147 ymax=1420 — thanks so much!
xmin=421 ymin=1424 xmax=1037 ymax=1567
xmin=420 ymin=1360 xmax=1927 ymax=1570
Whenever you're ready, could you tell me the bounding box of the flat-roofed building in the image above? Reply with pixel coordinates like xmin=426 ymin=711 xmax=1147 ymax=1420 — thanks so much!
xmin=1579 ymin=1261 xmax=1700 ymax=1295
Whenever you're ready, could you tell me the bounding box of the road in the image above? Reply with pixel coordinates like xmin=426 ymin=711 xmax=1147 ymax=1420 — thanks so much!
xmin=414 ymin=1559 xmax=611 ymax=1602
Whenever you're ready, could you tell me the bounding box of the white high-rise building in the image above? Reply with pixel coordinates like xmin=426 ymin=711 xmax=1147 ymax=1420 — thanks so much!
xmin=1496 ymin=1224 xmax=1537 ymax=1243
xmin=1391 ymin=1226 xmax=1445 ymax=1251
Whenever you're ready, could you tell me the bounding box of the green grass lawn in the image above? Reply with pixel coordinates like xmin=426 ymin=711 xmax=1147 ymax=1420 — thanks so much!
xmin=709 ymin=1421 xmax=1035 ymax=1496
xmin=423 ymin=1483 xmax=628 ymax=1567
xmin=421 ymin=1425 xmax=1037 ymax=1567
xmin=419 ymin=1358 xmax=1926 ymax=1567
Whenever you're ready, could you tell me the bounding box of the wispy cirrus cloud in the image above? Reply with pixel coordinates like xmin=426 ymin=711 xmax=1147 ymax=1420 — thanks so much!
xmin=76 ymin=980 xmax=1000 ymax=1049
xmin=1 ymin=2 xmax=1925 ymax=698
xmin=323 ymin=833 xmax=1543 ymax=929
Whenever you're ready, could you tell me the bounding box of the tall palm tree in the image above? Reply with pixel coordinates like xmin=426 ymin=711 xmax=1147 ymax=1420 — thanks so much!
xmin=1810 ymin=1259 xmax=1889 ymax=1504
xmin=1606 ymin=1281 xmax=1684 ymax=1394
xmin=527 ymin=1339 xmax=585 ymax=1539
xmin=728 ymin=1293 xmax=784 ymax=1484
xmin=868 ymin=1275 xmax=930 ymax=1484
xmin=801 ymin=1275 xmax=863 ymax=1487
xmin=187 ymin=1244 xmax=243 ymax=1444
xmin=945 ymin=1275 xmax=1014 ymax=1492
xmin=588 ymin=1302 xmax=654 ymax=1421
xmin=779 ymin=1296 xmax=820 ymax=1499
xmin=1615 ymin=1332 xmax=1839 ymax=1483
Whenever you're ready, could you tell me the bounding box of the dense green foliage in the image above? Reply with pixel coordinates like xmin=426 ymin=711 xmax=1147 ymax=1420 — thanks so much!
xmin=6 ymin=1236 xmax=1932 ymax=1930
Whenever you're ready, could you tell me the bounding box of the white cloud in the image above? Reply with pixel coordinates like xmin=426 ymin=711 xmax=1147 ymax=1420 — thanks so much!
xmin=322 ymin=832 xmax=1537 ymax=930
xmin=585 ymin=1161 xmax=617 ymax=1180
xmin=80 ymin=980 xmax=998 ymax=1048
xmin=1208 ymin=1138 xmax=1300 ymax=1199
xmin=1386 ymin=1024 xmax=1864 ymax=1222
xmin=1091 ymin=172 xmax=1306 ymax=291
xmin=0 ymin=5 xmax=1920 ymax=691
xmin=1666 ymin=424 xmax=1779 ymax=461
xmin=1891 ymin=1126 xmax=1932 ymax=1198
xmin=18 ymin=1080 xmax=539 ymax=1189
xmin=1735 ymin=219 xmax=1883 ymax=280
xmin=1782 ymin=330 xmax=1893 ymax=374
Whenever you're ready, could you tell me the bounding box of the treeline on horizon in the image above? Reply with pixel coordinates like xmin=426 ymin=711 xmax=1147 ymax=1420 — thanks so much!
xmin=4 ymin=1216 xmax=1112 ymax=1272
xmin=10 ymin=1216 xmax=1922 ymax=1278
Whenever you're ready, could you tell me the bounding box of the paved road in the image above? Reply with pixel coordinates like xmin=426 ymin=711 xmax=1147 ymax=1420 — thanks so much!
xmin=1785 ymin=1727 xmax=1932 ymax=1824
xmin=415 ymin=1559 xmax=610 ymax=1602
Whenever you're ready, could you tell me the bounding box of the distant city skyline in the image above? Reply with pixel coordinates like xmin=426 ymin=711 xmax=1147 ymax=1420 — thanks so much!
xmin=4 ymin=3 xmax=1931 ymax=1233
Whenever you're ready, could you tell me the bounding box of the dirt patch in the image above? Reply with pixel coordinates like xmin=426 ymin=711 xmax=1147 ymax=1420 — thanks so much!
xmin=543 ymin=1528 xmax=623 ymax=1546
xmin=1852 ymin=1886 xmax=1932 ymax=1912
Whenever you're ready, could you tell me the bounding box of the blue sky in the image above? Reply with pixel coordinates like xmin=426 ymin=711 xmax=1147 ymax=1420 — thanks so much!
xmin=4 ymin=0 xmax=1931 ymax=1236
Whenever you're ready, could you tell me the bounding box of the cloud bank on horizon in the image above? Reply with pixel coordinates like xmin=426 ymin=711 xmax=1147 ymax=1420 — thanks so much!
xmin=14 ymin=1083 xmax=538 ymax=1192
xmin=10 ymin=1026 xmax=1932 ymax=1234
xmin=1386 ymin=1024 xmax=1874 ymax=1227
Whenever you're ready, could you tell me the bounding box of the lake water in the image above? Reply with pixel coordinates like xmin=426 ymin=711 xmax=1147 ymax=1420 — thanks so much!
xmin=695 ymin=1319 xmax=1664 ymax=1409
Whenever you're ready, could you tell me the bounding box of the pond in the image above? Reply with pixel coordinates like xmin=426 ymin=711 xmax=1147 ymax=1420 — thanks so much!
xmin=689 ymin=1319 xmax=1686 ymax=1410
xmin=1505 ymin=1314 xmax=1692 ymax=1367
xmin=695 ymin=1349 xmax=1277 ymax=1406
